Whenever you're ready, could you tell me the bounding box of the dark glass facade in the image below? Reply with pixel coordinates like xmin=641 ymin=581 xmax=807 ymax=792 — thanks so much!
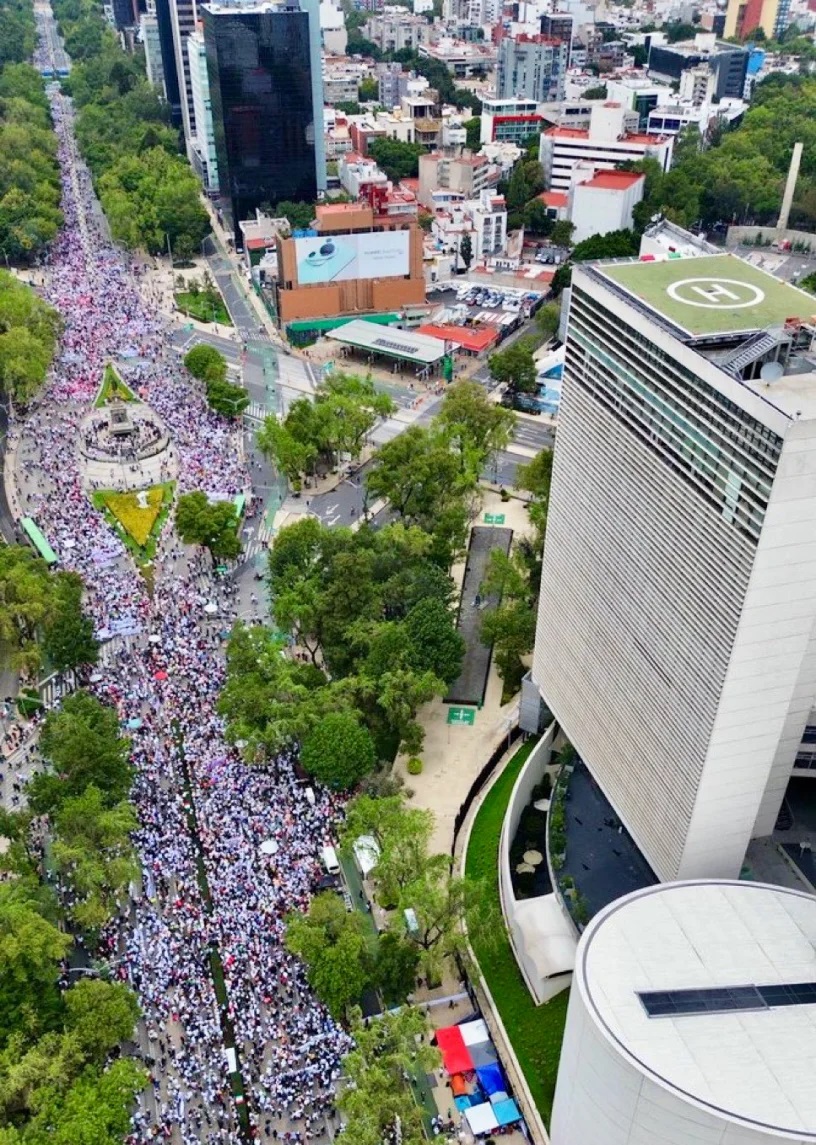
xmin=154 ymin=0 xmax=182 ymax=124
xmin=203 ymin=4 xmax=318 ymax=243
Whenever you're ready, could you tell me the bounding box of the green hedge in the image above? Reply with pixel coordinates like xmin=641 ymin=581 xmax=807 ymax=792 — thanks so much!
xmin=465 ymin=739 xmax=569 ymax=1124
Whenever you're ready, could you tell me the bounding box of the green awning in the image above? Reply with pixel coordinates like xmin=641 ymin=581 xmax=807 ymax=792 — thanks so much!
xmin=286 ymin=313 xmax=401 ymax=334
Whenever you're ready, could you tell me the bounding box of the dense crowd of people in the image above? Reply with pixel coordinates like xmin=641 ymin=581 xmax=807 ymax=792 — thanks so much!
xmin=15 ymin=43 xmax=354 ymax=1143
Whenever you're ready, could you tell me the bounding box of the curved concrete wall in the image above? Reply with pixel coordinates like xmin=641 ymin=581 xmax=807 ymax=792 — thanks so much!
xmin=499 ymin=724 xmax=574 ymax=1004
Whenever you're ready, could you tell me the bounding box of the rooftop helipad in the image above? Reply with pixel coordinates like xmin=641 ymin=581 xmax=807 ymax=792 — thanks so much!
xmin=598 ymin=253 xmax=816 ymax=337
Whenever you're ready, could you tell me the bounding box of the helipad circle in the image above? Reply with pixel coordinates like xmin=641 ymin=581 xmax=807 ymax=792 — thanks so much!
xmin=666 ymin=277 xmax=765 ymax=309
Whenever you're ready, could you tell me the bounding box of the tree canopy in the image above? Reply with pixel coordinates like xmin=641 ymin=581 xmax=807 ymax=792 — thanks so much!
xmin=285 ymin=891 xmax=374 ymax=1019
xmin=367 ymin=137 xmax=424 ymax=181
xmin=0 ymin=548 xmax=95 ymax=677
xmin=0 ymin=64 xmax=63 ymax=264
xmin=337 ymin=1007 xmax=440 ymax=1145
xmin=31 ymin=691 xmax=132 ymax=816
xmin=53 ymin=0 xmax=209 ymax=256
xmin=175 ymin=492 xmax=242 ymax=562
xmin=300 ymin=711 xmax=376 ymax=791
xmin=487 ymin=338 xmax=537 ymax=396
xmin=220 ymin=518 xmax=462 ymax=761
xmin=0 ymin=273 xmax=61 ymax=404
xmin=258 ymin=371 xmax=395 ymax=489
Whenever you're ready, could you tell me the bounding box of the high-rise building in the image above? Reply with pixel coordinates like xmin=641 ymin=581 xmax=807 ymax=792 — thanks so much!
xmin=168 ymin=0 xmax=199 ymax=147
xmin=154 ymin=0 xmax=182 ymax=122
xmin=496 ymin=33 xmax=567 ymax=103
xmin=140 ymin=9 xmax=166 ymax=91
xmin=112 ymin=0 xmax=136 ymax=29
xmin=203 ymin=0 xmax=324 ymax=243
xmin=187 ymin=28 xmax=219 ymax=193
xmin=647 ymin=33 xmax=749 ymax=98
xmin=532 ymin=249 xmax=816 ymax=882
xmin=724 ymin=0 xmax=789 ymax=38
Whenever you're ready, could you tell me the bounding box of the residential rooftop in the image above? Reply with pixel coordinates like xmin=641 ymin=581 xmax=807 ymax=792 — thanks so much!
xmin=598 ymin=253 xmax=816 ymax=338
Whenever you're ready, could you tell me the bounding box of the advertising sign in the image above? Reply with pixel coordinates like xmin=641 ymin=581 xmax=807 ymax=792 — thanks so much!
xmin=295 ymin=231 xmax=410 ymax=285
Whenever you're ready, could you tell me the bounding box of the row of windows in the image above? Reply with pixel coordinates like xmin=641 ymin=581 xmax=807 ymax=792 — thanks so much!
xmin=568 ymin=288 xmax=782 ymax=542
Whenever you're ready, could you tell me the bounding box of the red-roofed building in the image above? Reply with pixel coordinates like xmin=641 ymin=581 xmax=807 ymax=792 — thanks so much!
xmin=416 ymin=323 xmax=500 ymax=355
xmin=540 ymin=101 xmax=673 ymax=192
xmin=537 ymin=190 xmax=569 ymax=221
xmin=570 ymin=166 xmax=646 ymax=244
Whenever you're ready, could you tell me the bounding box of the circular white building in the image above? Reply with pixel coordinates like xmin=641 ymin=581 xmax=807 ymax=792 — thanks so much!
xmin=551 ymin=880 xmax=816 ymax=1145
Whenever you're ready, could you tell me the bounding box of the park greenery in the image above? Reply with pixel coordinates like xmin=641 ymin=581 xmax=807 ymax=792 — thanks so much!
xmin=0 ymin=270 xmax=61 ymax=404
xmin=0 ymin=62 xmax=63 ymax=264
xmin=286 ymin=791 xmax=488 ymax=1017
xmin=92 ymin=481 xmax=174 ymax=568
xmin=337 ymin=1006 xmax=440 ymax=1145
xmin=175 ymin=491 xmax=242 ymax=563
xmin=257 ymin=371 xmax=396 ymax=492
xmin=0 ymin=687 xmax=143 ymax=1143
xmin=175 ymin=279 xmax=231 ymax=326
xmin=101 ymin=487 xmax=165 ymax=547
xmin=183 ymin=343 xmax=249 ymax=418
xmin=95 ymin=362 xmax=136 ymax=406
xmin=481 ymin=448 xmax=552 ymax=695
xmin=228 ymin=382 xmax=516 ymax=771
xmin=52 ymin=0 xmax=209 ymax=257
xmin=220 ymin=520 xmax=464 ymax=768
xmin=465 ymin=738 xmax=569 ymax=1123
xmin=0 ymin=545 xmax=98 ymax=677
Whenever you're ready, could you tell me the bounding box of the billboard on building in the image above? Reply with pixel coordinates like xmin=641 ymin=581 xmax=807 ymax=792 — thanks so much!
xmin=295 ymin=230 xmax=410 ymax=285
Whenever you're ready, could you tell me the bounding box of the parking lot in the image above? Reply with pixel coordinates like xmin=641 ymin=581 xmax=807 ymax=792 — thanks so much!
xmin=425 ymin=283 xmax=547 ymax=336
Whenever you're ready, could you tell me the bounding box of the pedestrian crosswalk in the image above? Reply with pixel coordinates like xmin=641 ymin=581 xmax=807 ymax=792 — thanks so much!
xmin=243 ymin=402 xmax=268 ymax=424
xmin=242 ymin=519 xmax=274 ymax=562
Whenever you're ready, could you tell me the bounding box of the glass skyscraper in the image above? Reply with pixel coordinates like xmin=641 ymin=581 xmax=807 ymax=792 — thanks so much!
xmin=202 ymin=0 xmax=322 ymax=242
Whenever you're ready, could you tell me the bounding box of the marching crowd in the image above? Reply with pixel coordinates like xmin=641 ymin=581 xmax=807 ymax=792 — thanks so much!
xmin=12 ymin=52 xmax=354 ymax=1144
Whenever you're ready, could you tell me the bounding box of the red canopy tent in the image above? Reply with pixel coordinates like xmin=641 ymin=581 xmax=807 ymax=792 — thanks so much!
xmin=436 ymin=1025 xmax=474 ymax=1074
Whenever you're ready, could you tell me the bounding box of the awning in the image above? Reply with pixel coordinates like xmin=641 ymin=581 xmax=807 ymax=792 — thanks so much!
xmin=464 ymin=1103 xmax=499 ymax=1135
xmin=436 ymin=1026 xmax=473 ymax=1074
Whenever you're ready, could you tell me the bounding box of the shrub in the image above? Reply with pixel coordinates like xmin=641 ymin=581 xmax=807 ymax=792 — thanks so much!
xmin=406 ymin=757 xmax=423 ymax=775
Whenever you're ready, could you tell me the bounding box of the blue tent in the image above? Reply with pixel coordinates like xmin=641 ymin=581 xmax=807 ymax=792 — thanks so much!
xmin=493 ymin=1097 xmax=522 ymax=1127
xmin=476 ymin=1062 xmax=504 ymax=1096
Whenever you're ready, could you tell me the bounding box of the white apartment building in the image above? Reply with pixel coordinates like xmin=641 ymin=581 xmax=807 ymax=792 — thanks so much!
xmin=539 ymin=101 xmax=673 ymax=192
xmin=187 ymin=28 xmax=219 ymax=193
xmin=568 ymin=166 xmax=644 ymax=243
xmin=431 ymin=188 xmax=507 ymax=262
xmin=533 ymin=248 xmax=816 ymax=882
xmin=418 ymin=149 xmax=490 ymax=207
xmin=646 ymin=97 xmax=746 ymax=138
xmin=319 ymin=0 xmax=346 ymax=53
xmin=337 ymin=151 xmax=388 ymax=196
xmin=364 ymin=7 xmax=429 ymax=52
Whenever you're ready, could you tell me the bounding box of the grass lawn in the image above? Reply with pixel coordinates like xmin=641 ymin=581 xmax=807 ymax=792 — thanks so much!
xmin=175 ymin=288 xmax=232 ymax=326
xmin=465 ymin=739 xmax=569 ymax=1125
xmin=94 ymin=363 xmax=137 ymax=407
xmin=92 ymin=482 xmax=175 ymax=566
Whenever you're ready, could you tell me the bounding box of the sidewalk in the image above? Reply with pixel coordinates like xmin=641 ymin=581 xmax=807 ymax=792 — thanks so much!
xmin=396 ymin=490 xmax=534 ymax=856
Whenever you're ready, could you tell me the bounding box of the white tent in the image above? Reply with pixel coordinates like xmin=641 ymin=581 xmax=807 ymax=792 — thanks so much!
xmin=353 ymin=834 xmax=381 ymax=877
xmin=464 ymin=1103 xmax=499 ymax=1135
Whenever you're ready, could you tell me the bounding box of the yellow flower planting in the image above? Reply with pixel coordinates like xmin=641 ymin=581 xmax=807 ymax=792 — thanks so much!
xmin=102 ymin=488 xmax=164 ymax=547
